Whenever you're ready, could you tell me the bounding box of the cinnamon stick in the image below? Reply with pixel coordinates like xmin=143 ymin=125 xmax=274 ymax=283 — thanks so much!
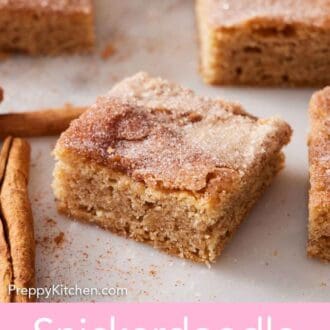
xmin=0 ymin=138 xmax=35 ymax=302
xmin=0 ymin=137 xmax=12 ymax=186
xmin=0 ymin=87 xmax=3 ymax=103
xmin=0 ymin=219 xmax=12 ymax=302
xmin=0 ymin=104 xmax=86 ymax=139
xmin=0 ymin=137 xmax=13 ymax=302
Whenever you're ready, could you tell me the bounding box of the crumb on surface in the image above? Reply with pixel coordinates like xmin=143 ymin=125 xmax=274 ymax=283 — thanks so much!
xmin=101 ymin=43 xmax=116 ymax=60
xmin=54 ymin=232 xmax=65 ymax=246
xmin=46 ymin=218 xmax=57 ymax=226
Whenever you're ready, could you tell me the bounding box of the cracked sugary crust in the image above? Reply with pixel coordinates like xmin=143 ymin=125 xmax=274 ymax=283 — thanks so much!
xmin=57 ymin=72 xmax=292 ymax=192
xmin=0 ymin=0 xmax=91 ymax=13
xmin=308 ymin=87 xmax=330 ymax=261
xmin=204 ymin=0 xmax=330 ymax=28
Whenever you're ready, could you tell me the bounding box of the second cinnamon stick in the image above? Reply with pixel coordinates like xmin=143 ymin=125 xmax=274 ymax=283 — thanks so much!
xmin=0 ymin=138 xmax=35 ymax=302
xmin=0 ymin=104 xmax=86 ymax=139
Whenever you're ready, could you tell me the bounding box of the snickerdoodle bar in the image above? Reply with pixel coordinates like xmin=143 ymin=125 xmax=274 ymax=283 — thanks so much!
xmin=0 ymin=0 xmax=94 ymax=54
xmin=196 ymin=0 xmax=330 ymax=86
xmin=52 ymin=72 xmax=291 ymax=263
xmin=307 ymin=87 xmax=330 ymax=261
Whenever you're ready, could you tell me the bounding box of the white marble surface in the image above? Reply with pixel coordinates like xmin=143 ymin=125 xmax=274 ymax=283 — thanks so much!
xmin=0 ymin=0 xmax=328 ymax=302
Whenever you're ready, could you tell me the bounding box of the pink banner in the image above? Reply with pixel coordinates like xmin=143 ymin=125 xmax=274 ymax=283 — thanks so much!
xmin=0 ymin=303 xmax=329 ymax=330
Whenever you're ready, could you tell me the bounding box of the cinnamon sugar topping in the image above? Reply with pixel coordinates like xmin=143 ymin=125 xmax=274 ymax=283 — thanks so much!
xmin=0 ymin=0 xmax=92 ymax=13
xmin=205 ymin=0 xmax=330 ymax=28
xmin=58 ymin=72 xmax=291 ymax=191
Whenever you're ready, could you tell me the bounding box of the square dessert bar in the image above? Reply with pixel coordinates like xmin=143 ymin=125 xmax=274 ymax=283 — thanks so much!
xmin=307 ymin=87 xmax=330 ymax=261
xmin=0 ymin=0 xmax=94 ymax=54
xmin=196 ymin=0 xmax=330 ymax=86
xmin=53 ymin=72 xmax=291 ymax=263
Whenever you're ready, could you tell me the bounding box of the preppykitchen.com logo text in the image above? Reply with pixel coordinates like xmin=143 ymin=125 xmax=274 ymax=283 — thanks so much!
xmin=9 ymin=284 xmax=127 ymax=300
